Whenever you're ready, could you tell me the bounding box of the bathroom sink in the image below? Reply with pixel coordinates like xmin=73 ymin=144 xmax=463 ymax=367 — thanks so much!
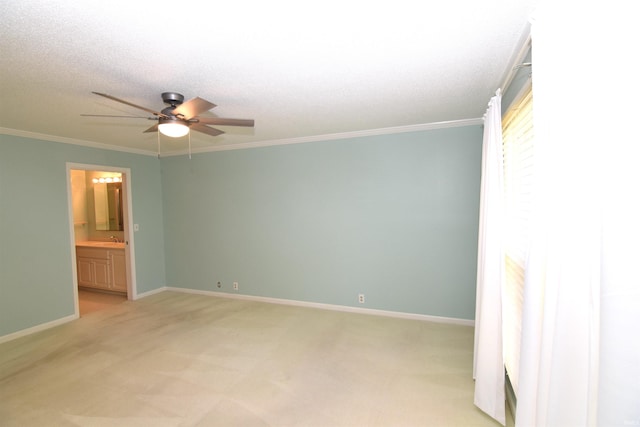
xmin=76 ymin=241 xmax=125 ymax=249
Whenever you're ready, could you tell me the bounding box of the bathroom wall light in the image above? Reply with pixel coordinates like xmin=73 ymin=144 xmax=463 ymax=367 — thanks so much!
xmin=92 ymin=176 xmax=122 ymax=184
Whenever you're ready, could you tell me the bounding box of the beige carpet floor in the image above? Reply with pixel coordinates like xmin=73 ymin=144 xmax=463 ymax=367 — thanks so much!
xmin=0 ymin=291 xmax=506 ymax=426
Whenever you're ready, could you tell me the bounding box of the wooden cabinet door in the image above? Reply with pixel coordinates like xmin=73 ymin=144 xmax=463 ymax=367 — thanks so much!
xmin=93 ymin=259 xmax=110 ymax=289
xmin=76 ymin=246 xmax=126 ymax=294
xmin=110 ymin=251 xmax=127 ymax=292
xmin=77 ymin=258 xmax=94 ymax=287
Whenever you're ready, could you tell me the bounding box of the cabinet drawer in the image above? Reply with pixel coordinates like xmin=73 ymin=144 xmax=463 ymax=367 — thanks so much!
xmin=76 ymin=247 xmax=111 ymax=259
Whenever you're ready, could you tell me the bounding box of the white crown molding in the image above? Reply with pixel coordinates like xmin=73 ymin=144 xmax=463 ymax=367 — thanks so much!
xmin=499 ymin=21 xmax=532 ymax=93
xmin=164 ymin=287 xmax=475 ymax=326
xmin=0 ymin=127 xmax=157 ymax=156
xmin=2 ymin=118 xmax=482 ymax=158
xmin=163 ymin=118 xmax=484 ymax=157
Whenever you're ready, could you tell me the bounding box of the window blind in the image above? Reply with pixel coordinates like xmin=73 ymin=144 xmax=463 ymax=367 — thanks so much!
xmin=501 ymin=84 xmax=534 ymax=396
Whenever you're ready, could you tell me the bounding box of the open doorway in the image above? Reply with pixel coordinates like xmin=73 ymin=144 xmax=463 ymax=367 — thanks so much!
xmin=66 ymin=163 xmax=137 ymax=317
xmin=78 ymin=288 xmax=127 ymax=316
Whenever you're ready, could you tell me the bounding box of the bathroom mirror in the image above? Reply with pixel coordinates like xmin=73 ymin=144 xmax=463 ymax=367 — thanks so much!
xmin=94 ymin=182 xmax=124 ymax=231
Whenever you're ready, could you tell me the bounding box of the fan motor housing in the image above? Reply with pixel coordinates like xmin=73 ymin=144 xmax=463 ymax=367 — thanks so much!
xmin=161 ymin=92 xmax=184 ymax=106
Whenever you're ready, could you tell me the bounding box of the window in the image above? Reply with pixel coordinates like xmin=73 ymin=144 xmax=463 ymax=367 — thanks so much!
xmin=501 ymin=83 xmax=534 ymax=396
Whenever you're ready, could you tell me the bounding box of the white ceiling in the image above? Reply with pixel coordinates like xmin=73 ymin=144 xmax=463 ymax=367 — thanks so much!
xmin=1 ymin=0 xmax=535 ymax=156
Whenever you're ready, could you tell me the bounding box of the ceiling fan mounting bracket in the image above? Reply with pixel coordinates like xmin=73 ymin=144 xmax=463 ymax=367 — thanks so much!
xmin=161 ymin=92 xmax=184 ymax=106
xmin=161 ymin=106 xmax=180 ymax=117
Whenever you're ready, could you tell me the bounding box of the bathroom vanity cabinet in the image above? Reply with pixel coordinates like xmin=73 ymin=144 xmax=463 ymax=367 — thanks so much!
xmin=76 ymin=243 xmax=127 ymax=294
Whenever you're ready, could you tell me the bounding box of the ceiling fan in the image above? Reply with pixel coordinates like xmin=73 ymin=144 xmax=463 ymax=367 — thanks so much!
xmin=83 ymin=92 xmax=254 ymax=138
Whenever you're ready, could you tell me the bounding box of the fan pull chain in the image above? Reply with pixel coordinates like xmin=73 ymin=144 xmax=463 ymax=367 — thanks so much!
xmin=157 ymin=131 xmax=161 ymax=159
xmin=188 ymin=130 xmax=192 ymax=160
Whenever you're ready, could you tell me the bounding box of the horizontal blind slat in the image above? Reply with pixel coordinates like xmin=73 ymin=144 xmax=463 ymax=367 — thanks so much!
xmin=501 ymin=84 xmax=534 ymax=397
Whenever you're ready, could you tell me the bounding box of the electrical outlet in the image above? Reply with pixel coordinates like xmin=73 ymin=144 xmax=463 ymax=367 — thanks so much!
xmin=217 ymin=281 xmax=222 ymax=288
xmin=233 ymin=281 xmax=239 ymax=290
xmin=358 ymin=294 xmax=365 ymax=304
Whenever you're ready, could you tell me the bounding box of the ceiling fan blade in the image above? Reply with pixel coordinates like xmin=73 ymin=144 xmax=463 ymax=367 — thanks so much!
xmin=190 ymin=123 xmax=225 ymax=137
xmin=172 ymin=97 xmax=216 ymax=120
xmin=92 ymin=92 xmax=168 ymax=118
xmin=196 ymin=117 xmax=255 ymax=127
xmin=143 ymin=124 xmax=159 ymax=133
xmin=81 ymin=114 xmax=156 ymax=119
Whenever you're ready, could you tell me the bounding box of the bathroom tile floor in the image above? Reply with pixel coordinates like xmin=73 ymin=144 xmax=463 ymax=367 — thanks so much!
xmin=78 ymin=288 xmax=127 ymax=316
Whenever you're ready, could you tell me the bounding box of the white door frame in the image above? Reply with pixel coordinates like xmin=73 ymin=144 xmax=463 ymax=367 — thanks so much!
xmin=66 ymin=163 xmax=138 ymax=316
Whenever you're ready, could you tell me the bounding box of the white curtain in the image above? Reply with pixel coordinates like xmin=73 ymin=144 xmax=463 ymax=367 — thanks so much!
xmin=515 ymin=2 xmax=640 ymax=426
xmin=473 ymin=90 xmax=505 ymax=425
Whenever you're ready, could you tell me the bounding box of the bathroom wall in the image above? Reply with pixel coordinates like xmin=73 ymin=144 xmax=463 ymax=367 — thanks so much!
xmin=69 ymin=170 xmax=125 ymax=243
xmin=84 ymin=171 xmax=125 ymax=242
xmin=70 ymin=169 xmax=89 ymax=242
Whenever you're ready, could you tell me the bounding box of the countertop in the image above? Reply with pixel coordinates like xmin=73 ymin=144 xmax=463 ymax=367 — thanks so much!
xmin=76 ymin=241 xmax=125 ymax=249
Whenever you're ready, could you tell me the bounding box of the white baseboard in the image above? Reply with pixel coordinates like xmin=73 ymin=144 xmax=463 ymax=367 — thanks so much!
xmin=0 ymin=287 xmax=473 ymax=344
xmin=164 ymin=287 xmax=475 ymax=326
xmin=134 ymin=286 xmax=167 ymax=300
xmin=0 ymin=314 xmax=78 ymax=344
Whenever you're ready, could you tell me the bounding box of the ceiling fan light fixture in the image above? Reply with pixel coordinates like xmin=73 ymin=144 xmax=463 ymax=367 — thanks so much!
xmin=158 ymin=120 xmax=189 ymax=138
xmin=85 ymin=92 xmax=254 ymax=142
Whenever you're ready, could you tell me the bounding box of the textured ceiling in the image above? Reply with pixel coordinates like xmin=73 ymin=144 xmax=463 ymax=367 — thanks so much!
xmin=1 ymin=0 xmax=535 ymax=156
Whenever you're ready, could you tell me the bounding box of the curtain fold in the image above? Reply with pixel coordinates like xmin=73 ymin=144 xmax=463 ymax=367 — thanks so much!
xmin=473 ymin=90 xmax=506 ymax=425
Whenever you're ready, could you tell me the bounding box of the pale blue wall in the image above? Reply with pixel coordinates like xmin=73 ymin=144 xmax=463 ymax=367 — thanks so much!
xmin=161 ymin=126 xmax=482 ymax=319
xmin=0 ymin=135 xmax=166 ymax=336
xmin=1 ymin=125 xmax=482 ymax=338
